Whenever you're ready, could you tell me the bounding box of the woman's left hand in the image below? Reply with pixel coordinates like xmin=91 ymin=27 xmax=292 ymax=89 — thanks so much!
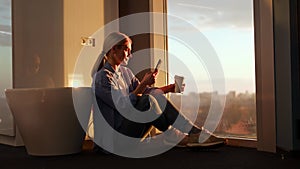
xmin=173 ymin=83 xmax=185 ymax=93
xmin=179 ymin=83 xmax=186 ymax=93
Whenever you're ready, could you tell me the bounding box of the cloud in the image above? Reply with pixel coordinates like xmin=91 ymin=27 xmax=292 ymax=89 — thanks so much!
xmin=0 ymin=0 xmax=11 ymax=7
xmin=0 ymin=25 xmax=12 ymax=46
xmin=168 ymin=0 xmax=253 ymax=31
xmin=0 ymin=0 xmax=11 ymax=23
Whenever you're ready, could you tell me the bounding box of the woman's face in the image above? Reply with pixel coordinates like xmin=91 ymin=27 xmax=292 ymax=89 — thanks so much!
xmin=112 ymin=41 xmax=132 ymax=66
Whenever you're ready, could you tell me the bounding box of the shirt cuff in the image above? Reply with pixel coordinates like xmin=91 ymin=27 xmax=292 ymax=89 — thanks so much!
xmin=129 ymin=93 xmax=137 ymax=105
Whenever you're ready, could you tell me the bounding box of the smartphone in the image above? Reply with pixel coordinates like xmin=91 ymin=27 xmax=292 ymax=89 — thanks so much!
xmin=154 ymin=59 xmax=162 ymax=72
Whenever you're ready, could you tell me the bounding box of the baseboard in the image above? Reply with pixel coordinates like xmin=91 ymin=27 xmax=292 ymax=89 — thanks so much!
xmin=0 ymin=134 xmax=24 ymax=146
xmin=226 ymin=137 xmax=257 ymax=148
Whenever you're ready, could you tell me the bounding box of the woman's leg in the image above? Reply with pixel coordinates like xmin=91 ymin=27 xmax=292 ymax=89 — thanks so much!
xmin=117 ymin=94 xmax=200 ymax=140
xmin=149 ymin=94 xmax=227 ymax=146
xmin=149 ymin=94 xmax=201 ymax=134
xmin=117 ymin=95 xmax=153 ymax=138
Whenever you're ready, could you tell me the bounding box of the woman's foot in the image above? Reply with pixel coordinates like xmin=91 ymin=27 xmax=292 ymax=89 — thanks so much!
xmin=163 ymin=127 xmax=227 ymax=148
xmin=187 ymin=127 xmax=227 ymax=147
xmin=163 ymin=127 xmax=189 ymax=147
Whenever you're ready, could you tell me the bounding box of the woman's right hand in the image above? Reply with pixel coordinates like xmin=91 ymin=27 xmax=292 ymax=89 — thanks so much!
xmin=132 ymin=71 xmax=157 ymax=96
xmin=141 ymin=71 xmax=156 ymax=86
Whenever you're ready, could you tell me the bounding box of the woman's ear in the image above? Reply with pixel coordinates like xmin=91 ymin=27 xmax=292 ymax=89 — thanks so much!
xmin=108 ymin=47 xmax=116 ymax=56
xmin=106 ymin=49 xmax=112 ymax=57
xmin=112 ymin=45 xmax=118 ymax=51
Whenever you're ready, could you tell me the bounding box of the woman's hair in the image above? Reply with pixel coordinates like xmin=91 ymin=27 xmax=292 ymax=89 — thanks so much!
xmin=91 ymin=32 xmax=132 ymax=77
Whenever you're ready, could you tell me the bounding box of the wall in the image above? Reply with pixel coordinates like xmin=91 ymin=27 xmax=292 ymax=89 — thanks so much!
xmin=13 ymin=0 xmax=118 ymax=88
xmin=119 ymin=0 xmax=168 ymax=87
xmin=0 ymin=0 xmax=119 ymax=146
xmin=119 ymin=0 xmax=152 ymax=80
xmin=296 ymin=0 xmax=300 ymax=150
xmin=13 ymin=0 xmax=64 ymax=88
xmin=149 ymin=0 xmax=168 ymax=87
xmin=274 ymin=0 xmax=300 ymax=151
xmin=63 ymin=0 xmax=119 ymax=87
xmin=1 ymin=0 xmax=65 ymax=146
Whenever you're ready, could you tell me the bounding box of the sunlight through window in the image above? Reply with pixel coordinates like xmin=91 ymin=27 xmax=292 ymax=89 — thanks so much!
xmin=167 ymin=0 xmax=256 ymax=139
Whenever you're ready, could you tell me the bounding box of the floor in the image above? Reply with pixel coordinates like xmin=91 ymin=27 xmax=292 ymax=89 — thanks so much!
xmin=0 ymin=141 xmax=299 ymax=169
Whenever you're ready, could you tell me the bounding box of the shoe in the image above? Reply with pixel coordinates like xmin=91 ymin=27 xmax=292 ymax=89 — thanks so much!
xmin=163 ymin=127 xmax=189 ymax=147
xmin=163 ymin=137 xmax=188 ymax=147
xmin=186 ymin=128 xmax=227 ymax=148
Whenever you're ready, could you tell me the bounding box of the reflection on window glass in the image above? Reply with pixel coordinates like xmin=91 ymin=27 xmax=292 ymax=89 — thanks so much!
xmin=167 ymin=0 xmax=256 ymax=139
xmin=0 ymin=0 xmax=14 ymax=136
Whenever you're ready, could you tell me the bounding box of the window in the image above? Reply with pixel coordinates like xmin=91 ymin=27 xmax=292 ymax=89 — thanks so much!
xmin=0 ymin=0 xmax=13 ymax=136
xmin=167 ymin=0 xmax=256 ymax=139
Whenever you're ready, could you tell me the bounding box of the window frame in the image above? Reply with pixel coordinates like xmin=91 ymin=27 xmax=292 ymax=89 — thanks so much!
xmin=152 ymin=0 xmax=276 ymax=151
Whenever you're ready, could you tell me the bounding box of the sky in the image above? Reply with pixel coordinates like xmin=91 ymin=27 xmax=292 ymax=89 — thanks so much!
xmin=167 ymin=0 xmax=255 ymax=94
xmin=0 ymin=0 xmax=11 ymax=41
xmin=0 ymin=0 xmax=12 ymax=98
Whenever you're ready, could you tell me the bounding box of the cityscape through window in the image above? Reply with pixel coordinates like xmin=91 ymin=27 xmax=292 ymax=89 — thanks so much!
xmin=167 ymin=0 xmax=256 ymax=139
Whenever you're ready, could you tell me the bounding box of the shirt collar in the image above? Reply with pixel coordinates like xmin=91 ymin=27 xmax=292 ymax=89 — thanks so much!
xmin=103 ymin=61 xmax=116 ymax=73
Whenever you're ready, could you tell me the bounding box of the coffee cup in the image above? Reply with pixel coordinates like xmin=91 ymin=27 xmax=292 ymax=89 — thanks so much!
xmin=174 ymin=75 xmax=184 ymax=93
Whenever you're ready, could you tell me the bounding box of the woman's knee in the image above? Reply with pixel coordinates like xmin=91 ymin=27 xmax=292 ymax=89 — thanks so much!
xmin=135 ymin=95 xmax=151 ymax=111
xmin=147 ymin=95 xmax=164 ymax=115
